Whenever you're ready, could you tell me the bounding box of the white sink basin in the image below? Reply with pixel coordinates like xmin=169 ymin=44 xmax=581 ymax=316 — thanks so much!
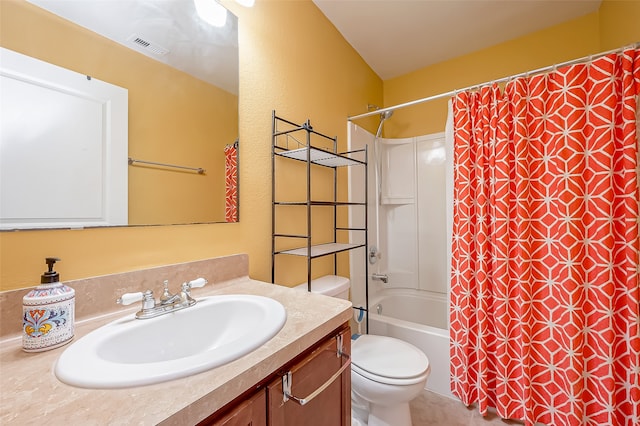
xmin=55 ymin=294 xmax=287 ymax=388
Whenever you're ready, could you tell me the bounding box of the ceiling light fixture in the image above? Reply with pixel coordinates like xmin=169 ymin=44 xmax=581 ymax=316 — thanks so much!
xmin=194 ymin=0 xmax=228 ymax=27
xmin=194 ymin=0 xmax=254 ymax=28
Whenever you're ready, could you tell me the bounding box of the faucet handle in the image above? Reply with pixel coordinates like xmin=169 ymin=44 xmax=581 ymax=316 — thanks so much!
xmin=117 ymin=290 xmax=155 ymax=310
xmin=179 ymin=278 xmax=207 ymax=306
xmin=187 ymin=278 xmax=207 ymax=289
xmin=117 ymin=292 xmax=143 ymax=306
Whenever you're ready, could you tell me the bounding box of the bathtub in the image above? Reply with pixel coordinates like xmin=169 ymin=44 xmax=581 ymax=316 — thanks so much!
xmin=367 ymin=288 xmax=454 ymax=399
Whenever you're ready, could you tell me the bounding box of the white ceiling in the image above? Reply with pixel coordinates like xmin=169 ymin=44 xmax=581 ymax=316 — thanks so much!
xmin=24 ymin=0 xmax=602 ymax=91
xmin=25 ymin=0 xmax=239 ymax=94
xmin=313 ymin=0 xmax=602 ymax=80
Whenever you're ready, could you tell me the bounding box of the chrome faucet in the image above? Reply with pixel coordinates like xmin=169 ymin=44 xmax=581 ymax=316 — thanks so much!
xmin=371 ymin=273 xmax=388 ymax=284
xmin=117 ymin=278 xmax=208 ymax=319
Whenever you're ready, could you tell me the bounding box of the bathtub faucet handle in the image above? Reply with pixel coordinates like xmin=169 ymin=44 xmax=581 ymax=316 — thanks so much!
xmin=372 ymin=273 xmax=388 ymax=284
xmin=369 ymin=246 xmax=381 ymax=264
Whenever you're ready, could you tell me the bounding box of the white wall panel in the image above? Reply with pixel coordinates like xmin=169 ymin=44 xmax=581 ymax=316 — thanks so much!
xmin=416 ymin=133 xmax=448 ymax=294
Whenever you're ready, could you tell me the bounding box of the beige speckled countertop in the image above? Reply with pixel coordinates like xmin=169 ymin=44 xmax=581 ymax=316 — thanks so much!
xmin=0 ymin=277 xmax=352 ymax=425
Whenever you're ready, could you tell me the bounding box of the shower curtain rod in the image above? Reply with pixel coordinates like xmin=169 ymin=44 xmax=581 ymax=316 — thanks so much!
xmin=347 ymin=42 xmax=640 ymax=122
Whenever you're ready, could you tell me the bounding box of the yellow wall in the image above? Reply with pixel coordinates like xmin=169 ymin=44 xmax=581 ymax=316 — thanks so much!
xmin=599 ymin=0 xmax=640 ymax=50
xmin=381 ymin=12 xmax=604 ymax=138
xmin=0 ymin=0 xmax=382 ymax=291
xmin=380 ymin=0 xmax=640 ymax=139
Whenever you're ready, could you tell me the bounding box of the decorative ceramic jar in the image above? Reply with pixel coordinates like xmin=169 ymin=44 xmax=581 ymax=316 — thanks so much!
xmin=22 ymin=257 xmax=75 ymax=352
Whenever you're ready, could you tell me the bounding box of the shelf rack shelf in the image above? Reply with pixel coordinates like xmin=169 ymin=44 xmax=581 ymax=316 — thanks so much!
xmin=271 ymin=111 xmax=369 ymax=331
xmin=275 ymin=242 xmax=365 ymax=258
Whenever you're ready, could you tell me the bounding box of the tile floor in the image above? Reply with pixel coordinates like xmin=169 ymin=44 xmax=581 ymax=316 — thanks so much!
xmin=409 ymin=390 xmax=525 ymax=426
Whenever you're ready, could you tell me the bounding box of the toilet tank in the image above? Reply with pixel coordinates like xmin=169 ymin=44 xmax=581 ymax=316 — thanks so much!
xmin=294 ymin=275 xmax=350 ymax=300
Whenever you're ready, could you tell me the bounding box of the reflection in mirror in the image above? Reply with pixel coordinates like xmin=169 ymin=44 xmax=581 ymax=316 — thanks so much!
xmin=0 ymin=0 xmax=239 ymax=228
xmin=0 ymin=47 xmax=129 ymax=230
xmin=224 ymin=140 xmax=240 ymax=222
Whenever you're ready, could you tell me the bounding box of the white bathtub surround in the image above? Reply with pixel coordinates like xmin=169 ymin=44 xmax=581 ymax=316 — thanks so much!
xmin=348 ymin=122 xmax=455 ymax=400
xmin=370 ymin=288 xmax=447 ymax=329
xmin=348 ymin=122 xmax=452 ymax=302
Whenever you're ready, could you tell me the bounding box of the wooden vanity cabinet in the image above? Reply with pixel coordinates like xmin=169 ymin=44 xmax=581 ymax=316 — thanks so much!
xmin=211 ymin=389 xmax=267 ymax=426
xmin=267 ymin=326 xmax=351 ymax=426
xmin=202 ymin=324 xmax=350 ymax=426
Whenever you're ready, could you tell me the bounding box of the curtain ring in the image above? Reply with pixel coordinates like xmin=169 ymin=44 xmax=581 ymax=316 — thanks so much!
xmin=505 ymin=75 xmax=513 ymax=91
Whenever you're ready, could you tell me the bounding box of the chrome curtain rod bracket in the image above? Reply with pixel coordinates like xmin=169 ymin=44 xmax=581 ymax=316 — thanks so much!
xmin=348 ymin=42 xmax=640 ymax=122
xmin=128 ymin=157 xmax=205 ymax=174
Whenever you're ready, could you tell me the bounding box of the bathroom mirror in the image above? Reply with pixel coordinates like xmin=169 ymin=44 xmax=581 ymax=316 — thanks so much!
xmin=0 ymin=0 xmax=239 ymax=229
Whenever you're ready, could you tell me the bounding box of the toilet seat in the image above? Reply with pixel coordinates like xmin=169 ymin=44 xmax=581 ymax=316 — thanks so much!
xmin=351 ymin=335 xmax=430 ymax=386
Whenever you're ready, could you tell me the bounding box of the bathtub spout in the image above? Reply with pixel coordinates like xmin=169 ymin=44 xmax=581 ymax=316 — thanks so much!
xmin=372 ymin=273 xmax=388 ymax=284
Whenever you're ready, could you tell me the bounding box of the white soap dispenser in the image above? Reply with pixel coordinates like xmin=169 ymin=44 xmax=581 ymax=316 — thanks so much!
xmin=22 ymin=257 xmax=75 ymax=352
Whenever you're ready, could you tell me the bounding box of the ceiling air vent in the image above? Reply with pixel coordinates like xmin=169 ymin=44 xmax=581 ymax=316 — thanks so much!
xmin=127 ymin=34 xmax=169 ymax=56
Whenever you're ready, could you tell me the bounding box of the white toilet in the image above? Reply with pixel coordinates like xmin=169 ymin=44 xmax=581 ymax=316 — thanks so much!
xmin=295 ymin=276 xmax=430 ymax=426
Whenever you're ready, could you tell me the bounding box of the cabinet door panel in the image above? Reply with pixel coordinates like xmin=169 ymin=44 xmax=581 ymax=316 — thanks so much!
xmin=267 ymin=328 xmax=351 ymax=426
xmin=212 ymin=389 xmax=267 ymax=426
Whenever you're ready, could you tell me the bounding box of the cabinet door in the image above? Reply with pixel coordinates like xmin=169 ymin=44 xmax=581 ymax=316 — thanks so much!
xmin=267 ymin=328 xmax=351 ymax=426
xmin=211 ymin=389 xmax=267 ymax=426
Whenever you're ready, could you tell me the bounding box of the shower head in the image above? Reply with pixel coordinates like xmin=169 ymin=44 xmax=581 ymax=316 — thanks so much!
xmin=375 ymin=109 xmax=394 ymax=138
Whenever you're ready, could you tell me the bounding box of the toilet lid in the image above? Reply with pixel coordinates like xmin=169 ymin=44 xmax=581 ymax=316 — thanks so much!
xmin=351 ymin=335 xmax=429 ymax=380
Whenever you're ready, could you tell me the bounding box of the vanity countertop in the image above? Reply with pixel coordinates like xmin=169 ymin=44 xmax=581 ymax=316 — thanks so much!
xmin=0 ymin=278 xmax=352 ymax=425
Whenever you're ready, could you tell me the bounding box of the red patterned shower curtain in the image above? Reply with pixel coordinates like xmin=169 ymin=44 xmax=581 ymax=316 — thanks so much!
xmin=449 ymin=48 xmax=640 ymax=426
xmin=224 ymin=142 xmax=238 ymax=222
